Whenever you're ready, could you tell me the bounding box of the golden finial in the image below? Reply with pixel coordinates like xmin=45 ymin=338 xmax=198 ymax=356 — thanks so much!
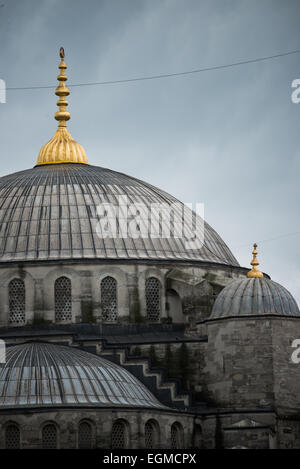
xmin=247 ymin=243 xmax=264 ymax=278
xmin=54 ymin=46 xmax=70 ymax=128
xmin=36 ymin=47 xmax=88 ymax=165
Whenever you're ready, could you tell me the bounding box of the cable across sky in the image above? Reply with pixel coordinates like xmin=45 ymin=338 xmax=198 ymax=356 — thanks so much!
xmin=234 ymin=230 xmax=300 ymax=248
xmin=6 ymin=47 xmax=300 ymax=91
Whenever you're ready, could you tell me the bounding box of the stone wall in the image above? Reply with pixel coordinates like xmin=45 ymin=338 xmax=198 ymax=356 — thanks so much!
xmin=204 ymin=316 xmax=300 ymax=412
xmin=0 ymin=408 xmax=194 ymax=449
xmin=204 ymin=318 xmax=275 ymax=407
xmin=271 ymin=318 xmax=300 ymax=413
xmin=0 ymin=261 xmax=247 ymax=327
xmin=277 ymin=419 xmax=300 ymax=449
xmin=203 ymin=315 xmax=300 ymax=448
xmin=129 ymin=341 xmax=207 ymax=393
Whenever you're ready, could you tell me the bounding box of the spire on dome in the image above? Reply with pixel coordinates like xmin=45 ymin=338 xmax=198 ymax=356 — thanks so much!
xmin=247 ymin=243 xmax=264 ymax=278
xmin=36 ymin=48 xmax=88 ymax=166
xmin=54 ymin=47 xmax=71 ymax=128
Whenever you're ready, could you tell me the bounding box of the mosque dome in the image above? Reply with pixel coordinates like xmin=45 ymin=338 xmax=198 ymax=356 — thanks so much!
xmin=0 ymin=342 xmax=164 ymax=409
xmin=0 ymin=49 xmax=238 ymax=266
xmin=210 ymin=244 xmax=300 ymax=319
xmin=0 ymin=163 xmax=238 ymax=264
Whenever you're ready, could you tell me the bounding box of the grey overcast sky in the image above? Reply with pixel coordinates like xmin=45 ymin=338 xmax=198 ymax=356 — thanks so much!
xmin=0 ymin=0 xmax=299 ymax=302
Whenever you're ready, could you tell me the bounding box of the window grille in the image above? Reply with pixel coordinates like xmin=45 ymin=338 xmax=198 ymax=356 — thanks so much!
xmin=78 ymin=421 xmax=92 ymax=449
xmin=5 ymin=424 xmax=20 ymax=449
xmin=111 ymin=420 xmax=127 ymax=449
xmin=171 ymin=423 xmax=183 ymax=449
xmin=42 ymin=424 xmax=57 ymax=449
xmin=9 ymin=279 xmax=25 ymax=324
xmin=145 ymin=421 xmax=159 ymax=449
xmin=146 ymin=277 xmax=161 ymax=322
xmin=101 ymin=276 xmax=118 ymax=322
xmin=55 ymin=276 xmax=72 ymax=322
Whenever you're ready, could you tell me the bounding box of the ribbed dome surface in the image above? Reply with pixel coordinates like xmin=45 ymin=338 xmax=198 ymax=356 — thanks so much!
xmin=0 ymin=163 xmax=238 ymax=264
xmin=210 ymin=277 xmax=300 ymax=319
xmin=0 ymin=342 xmax=164 ymax=409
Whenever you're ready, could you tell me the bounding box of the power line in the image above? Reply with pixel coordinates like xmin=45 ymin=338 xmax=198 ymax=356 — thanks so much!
xmin=6 ymin=48 xmax=300 ymax=91
xmin=234 ymin=230 xmax=300 ymax=248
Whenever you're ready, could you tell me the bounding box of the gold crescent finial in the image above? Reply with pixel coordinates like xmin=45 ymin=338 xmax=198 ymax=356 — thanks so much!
xmin=55 ymin=46 xmax=70 ymax=128
xmin=247 ymin=243 xmax=264 ymax=278
xmin=36 ymin=48 xmax=88 ymax=165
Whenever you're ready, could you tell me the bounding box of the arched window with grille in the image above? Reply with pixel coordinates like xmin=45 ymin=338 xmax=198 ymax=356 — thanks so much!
xmin=8 ymin=279 xmax=25 ymax=324
xmin=5 ymin=424 xmax=20 ymax=449
xmin=78 ymin=421 xmax=93 ymax=449
xmin=145 ymin=420 xmax=160 ymax=449
xmin=55 ymin=276 xmax=72 ymax=322
xmin=170 ymin=422 xmax=183 ymax=449
xmin=111 ymin=420 xmax=129 ymax=449
xmin=101 ymin=276 xmax=118 ymax=322
xmin=146 ymin=277 xmax=161 ymax=322
xmin=42 ymin=423 xmax=57 ymax=449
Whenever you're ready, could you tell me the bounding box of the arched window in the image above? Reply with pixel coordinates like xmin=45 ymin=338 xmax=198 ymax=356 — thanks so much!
xmin=193 ymin=424 xmax=202 ymax=449
xmin=101 ymin=276 xmax=118 ymax=322
xmin=42 ymin=423 xmax=57 ymax=449
xmin=111 ymin=420 xmax=128 ymax=449
xmin=166 ymin=289 xmax=183 ymax=323
xmin=55 ymin=276 xmax=72 ymax=322
xmin=145 ymin=420 xmax=160 ymax=449
xmin=146 ymin=277 xmax=161 ymax=322
xmin=171 ymin=422 xmax=183 ymax=449
xmin=78 ymin=421 xmax=93 ymax=449
xmin=8 ymin=279 xmax=25 ymax=324
xmin=5 ymin=424 xmax=20 ymax=449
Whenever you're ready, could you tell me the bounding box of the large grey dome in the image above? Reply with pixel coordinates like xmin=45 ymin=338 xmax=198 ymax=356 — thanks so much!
xmin=210 ymin=277 xmax=300 ymax=319
xmin=0 ymin=163 xmax=238 ymax=265
xmin=0 ymin=342 xmax=164 ymax=409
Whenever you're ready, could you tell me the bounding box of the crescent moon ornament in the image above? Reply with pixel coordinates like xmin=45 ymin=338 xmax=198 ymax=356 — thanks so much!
xmin=59 ymin=47 xmax=65 ymax=58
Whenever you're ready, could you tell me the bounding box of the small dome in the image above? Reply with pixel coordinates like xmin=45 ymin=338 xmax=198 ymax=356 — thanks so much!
xmin=0 ymin=342 xmax=164 ymax=409
xmin=210 ymin=277 xmax=300 ymax=319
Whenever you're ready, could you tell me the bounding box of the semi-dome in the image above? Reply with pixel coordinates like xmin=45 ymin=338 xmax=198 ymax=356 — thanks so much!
xmin=210 ymin=245 xmax=300 ymax=319
xmin=0 ymin=342 xmax=164 ymax=409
